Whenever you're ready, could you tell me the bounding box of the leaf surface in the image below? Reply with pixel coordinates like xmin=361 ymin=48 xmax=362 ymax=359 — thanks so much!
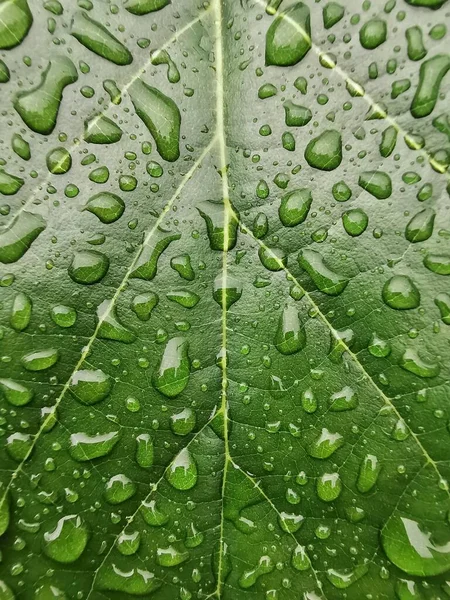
xmin=0 ymin=0 xmax=450 ymax=598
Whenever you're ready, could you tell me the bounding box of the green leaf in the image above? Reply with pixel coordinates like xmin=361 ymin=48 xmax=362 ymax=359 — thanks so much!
xmin=0 ymin=0 xmax=450 ymax=598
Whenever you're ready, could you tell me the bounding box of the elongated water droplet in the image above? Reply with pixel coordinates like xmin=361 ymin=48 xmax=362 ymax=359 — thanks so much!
xmin=0 ymin=0 xmax=33 ymax=49
xmin=157 ymin=545 xmax=189 ymax=567
xmin=167 ymin=448 xmax=197 ymax=490
xmin=153 ymin=337 xmax=190 ymax=398
xmin=298 ymin=249 xmax=348 ymax=295
xmin=130 ymin=228 xmax=180 ymax=280
xmin=0 ymin=170 xmax=23 ymax=195
xmin=69 ymin=431 xmax=120 ymax=461
xmin=129 ymin=79 xmax=180 ymax=162
xmin=382 ymin=516 xmax=450 ymax=576
xmin=14 ymin=56 xmax=78 ymax=135
xmin=357 ymin=454 xmax=381 ymax=493
xmin=411 ymin=55 xmax=450 ymax=118
xmin=329 ymin=386 xmax=357 ymax=411
xmin=10 ymin=292 xmax=32 ymax=331
xmin=197 ymin=199 xmax=238 ymax=251
xmin=97 ymin=565 xmax=161 ymax=595
xmin=124 ymin=0 xmax=170 ymax=14
xmin=21 ymin=348 xmax=59 ymax=371
xmin=239 ymin=556 xmax=274 ymax=589
xmin=274 ymin=305 xmax=306 ymax=355
xmin=151 ymin=49 xmax=180 ymax=84
xmin=400 ymin=348 xmax=440 ymax=378
xmin=71 ymin=11 xmax=132 ymax=65
xmin=435 ymin=293 xmax=450 ymax=325
xmin=326 ymin=564 xmax=368 ymax=588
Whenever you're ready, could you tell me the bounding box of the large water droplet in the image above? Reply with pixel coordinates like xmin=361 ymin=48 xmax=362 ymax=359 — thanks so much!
xmin=14 ymin=56 xmax=78 ymax=135
xmin=304 ymin=130 xmax=342 ymax=171
xmin=265 ymin=3 xmax=311 ymax=67
xmin=166 ymin=448 xmax=197 ymax=490
xmin=43 ymin=515 xmax=88 ymax=563
xmin=298 ymin=249 xmax=348 ymax=295
xmin=129 ymin=79 xmax=180 ymax=162
xmin=382 ymin=275 xmax=420 ymax=310
xmin=130 ymin=228 xmax=180 ymax=280
xmin=69 ymin=431 xmax=120 ymax=461
xmin=0 ymin=211 xmax=46 ymax=264
xmin=152 ymin=337 xmax=190 ymax=398
xmin=382 ymin=515 xmax=450 ymax=576
xmin=21 ymin=348 xmax=59 ymax=371
xmin=71 ymin=11 xmax=132 ymax=65
xmin=69 ymin=369 xmax=113 ymax=405
xmin=274 ymin=305 xmax=306 ymax=355
xmin=0 ymin=0 xmax=33 ymax=49
xmin=68 ymin=251 xmax=109 ymax=285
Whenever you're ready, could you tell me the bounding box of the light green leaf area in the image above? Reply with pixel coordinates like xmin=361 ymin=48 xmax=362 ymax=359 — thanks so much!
xmin=0 ymin=0 xmax=450 ymax=598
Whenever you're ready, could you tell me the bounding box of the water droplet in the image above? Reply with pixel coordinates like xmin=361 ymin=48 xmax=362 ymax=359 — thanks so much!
xmin=69 ymin=431 xmax=120 ymax=461
xmin=359 ymin=171 xmax=392 ymax=199
xmin=10 ymin=292 xmax=32 ymax=331
xmin=124 ymin=0 xmax=170 ymax=14
xmin=259 ymin=246 xmax=287 ymax=271
xmin=239 ymin=556 xmax=274 ymax=589
xmin=131 ymin=292 xmax=158 ymax=321
xmin=298 ymin=249 xmax=348 ymax=295
xmin=317 ymin=472 xmax=342 ymax=501
xmin=129 ymin=79 xmax=180 ymax=162
xmin=46 ymin=147 xmax=71 ymax=174
xmin=71 ymin=11 xmax=132 ymax=65
xmin=382 ymin=275 xmax=420 ymax=310
xmin=304 ymin=130 xmax=342 ymax=171
xmin=360 ymin=18 xmax=387 ymax=49
xmin=153 ymin=337 xmax=190 ymax=398
xmin=400 ymin=348 xmax=440 ymax=378
xmin=279 ymin=188 xmax=312 ymax=227
xmin=157 ymin=545 xmax=189 ymax=567
xmin=435 ymin=293 xmax=450 ymax=325
xmin=357 ymin=454 xmax=381 ymax=493
xmin=130 ymin=228 xmax=180 ymax=280
xmin=197 ymin=199 xmax=238 ymax=251
xmin=43 ymin=515 xmax=88 ymax=563
xmin=382 ymin=516 xmax=450 ymax=576
xmin=21 ymin=348 xmax=59 ymax=371
xmin=329 ymin=386 xmax=358 ymax=411
xmin=283 ymin=101 xmax=312 ymax=127
xmin=84 ymin=114 xmax=123 ymax=144
xmin=97 ymin=564 xmax=161 ymax=595
xmin=265 ymin=3 xmax=311 ymax=67
xmin=424 ymin=253 xmax=450 ymax=275
xmin=411 ymin=55 xmax=450 ymax=118
xmin=14 ymin=56 xmax=78 ymax=135
xmin=326 ymin=564 xmax=368 ymax=588
xmin=68 ymin=251 xmax=109 ymax=285
xmin=117 ymin=530 xmax=140 ymax=555
xmin=0 ymin=378 xmax=33 ymax=406
xmin=170 ymin=408 xmax=196 ymax=436
xmin=308 ymin=428 xmax=343 ymax=458
xmin=105 ymin=474 xmax=137 ymax=504
xmin=69 ymin=369 xmax=113 ymax=405
xmin=368 ymin=332 xmax=391 ymax=357
xmin=405 ymin=208 xmax=435 ymax=242
xmin=166 ymin=448 xmax=197 ymax=490
xmin=97 ymin=300 xmax=136 ymax=343
xmin=323 ymin=2 xmax=344 ymax=29
xmin=213 ymin=274 xmax=242 ymax=309
xmin=274 ymin=305 xmax=306 ymax=355
xmin=0 ymin=211 xmax=46 ymax=264
xmin=136 ymin=433 xmax=154 ymax=468
xmin=151 ymin=49 xmax=180 ymax=84
xmin=0 ymin=0 xmax=33 ymax=49
xmin=279 ymin=512 xmax=304 ymax=533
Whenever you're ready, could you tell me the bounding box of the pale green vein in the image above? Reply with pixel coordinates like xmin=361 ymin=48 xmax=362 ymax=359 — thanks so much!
xmin=213 ymin=0 xmax=232 ymax=596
